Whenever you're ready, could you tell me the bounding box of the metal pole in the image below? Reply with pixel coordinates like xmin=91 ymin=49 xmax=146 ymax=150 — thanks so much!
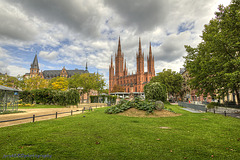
xmin=33 ymin=114 xmax=35 ymax=122
xmin=4 ymin=90 xmax=7 ymax=112
xmin=214 ymin=109 xmax=215 ymax=114
xmin=71 ymin=110 xmax=73 ymax=116
xmin=56 ymin=112 xmax=57 ymax=119
xmin=205 ymin=108 xmax=207 ymax=113
xmin=224 ymin=111 xmax=226 ymax=117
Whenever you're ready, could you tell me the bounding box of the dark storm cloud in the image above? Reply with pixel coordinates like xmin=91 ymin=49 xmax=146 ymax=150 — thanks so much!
xmin=103 ymin=0 xmax=169 ymax=33
xmin=9 ymin=0 xmax=105 ymax=38
xmin=0 ymin=1 xmax=37 ymax=41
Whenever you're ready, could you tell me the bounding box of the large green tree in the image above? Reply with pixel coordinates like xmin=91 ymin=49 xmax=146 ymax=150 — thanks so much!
xmin=150 ymin=69 xmax=183 ymax=100
xmin=50 ymin=76 xmax=69 ymax=91
xmin=0 ymin=74 xmax=19 ymax=88
xmin=184 ymin=0 xmax=240 ymax=104
xmin=23 ymin=75 xmax=48 ymax=90
xmin=68 ymin=73 xmax=105 ymax=103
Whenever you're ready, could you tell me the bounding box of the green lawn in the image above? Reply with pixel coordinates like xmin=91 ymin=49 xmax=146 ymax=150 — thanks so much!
xmin=0 ymin=104 xmax=239 ymax=159
xmin=18 ymin=104 xmax=66 ymax=109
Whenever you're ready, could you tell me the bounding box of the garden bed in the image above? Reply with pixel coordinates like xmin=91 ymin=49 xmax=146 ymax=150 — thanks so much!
xmin=117 ymin=108 xmax=181 ymax=117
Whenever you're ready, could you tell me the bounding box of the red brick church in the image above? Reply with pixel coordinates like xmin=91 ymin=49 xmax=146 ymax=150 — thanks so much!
xmin=109 ymin=37 xmax=155 ymax=93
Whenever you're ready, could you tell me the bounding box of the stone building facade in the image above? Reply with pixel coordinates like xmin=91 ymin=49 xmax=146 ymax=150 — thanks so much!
xmin=109 ymin=37 xmax=155 ymax=93
xmin=180 ymin=68 xmax=212 ymax=102
xmin=26 ymin=54 xmax=88 ymax=79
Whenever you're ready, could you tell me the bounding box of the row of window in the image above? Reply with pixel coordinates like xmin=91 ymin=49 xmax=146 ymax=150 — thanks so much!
xmin=119 ymin=77 xmax=152 ymax=85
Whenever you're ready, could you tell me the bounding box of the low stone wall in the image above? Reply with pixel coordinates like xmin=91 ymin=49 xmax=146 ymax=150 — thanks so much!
xmin=178 ymin=102 xmax=206 ymax=111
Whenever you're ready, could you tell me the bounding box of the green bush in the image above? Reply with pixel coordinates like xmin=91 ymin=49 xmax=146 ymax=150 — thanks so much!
xmin=207 ymin=102 xmax=219 ymax=109
xmin=105 ymin=98 xmax=156 ymax=114
xmin=19 ymin=89 xmax=80 ymax=106
xmin=144 ymin=82 xmax=167 ymax=102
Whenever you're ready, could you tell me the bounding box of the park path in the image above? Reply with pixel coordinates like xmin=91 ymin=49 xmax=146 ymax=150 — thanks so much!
xmin=0 ymin=105 xmax=105 ymax=128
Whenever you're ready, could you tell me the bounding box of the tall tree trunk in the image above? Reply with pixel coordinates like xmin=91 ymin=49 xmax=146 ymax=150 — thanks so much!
xmin=235 ymin=89 xmax=240 ymax=105
xmin=87 ymin=92 xmax=90 ymax=103
xmin=82 ymin=94 xmax=84 ymax=103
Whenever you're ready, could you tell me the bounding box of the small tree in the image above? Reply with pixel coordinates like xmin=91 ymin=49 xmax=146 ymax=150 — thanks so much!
xmin=150 ymin=69 xmax=183 ymax=100
xmin=144 ymin=82 xmax=167 ymax=102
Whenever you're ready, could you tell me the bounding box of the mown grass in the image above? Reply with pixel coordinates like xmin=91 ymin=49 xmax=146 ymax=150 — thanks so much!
xmin=0 ymin=104 xmax=239 ymax=159
xmin=18 ymin=104 xmax=66 ymax=109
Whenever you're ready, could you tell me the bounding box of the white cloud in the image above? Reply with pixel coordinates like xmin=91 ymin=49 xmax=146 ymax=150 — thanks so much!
xmin=39 ymin=51 xmax=59 ymax=61
xmin=0 ymin=0 xmax=232 ymax=83
xmin=0 ymin=0 xmax=38 ymax=41
xmin=7 ymin=65 xmax=29 ymax=76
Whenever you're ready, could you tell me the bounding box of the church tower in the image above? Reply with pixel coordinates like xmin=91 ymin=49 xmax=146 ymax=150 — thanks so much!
xmin=109 ymin=37 xmax=155 ymax=94
xmin=136 ymin=38 xmax=144 ymax=92
xmin=115 ymin=37 xmax=124 ymax=77
xmin=30 ymin=54 xmax=39 ymax=78
xmin=147 ymin=42 xmax=155 ymax=75
xmin=136 ymin=38 xmax=144 ymax=74
xmin=109 ymin=55 xmax=114 ymax=93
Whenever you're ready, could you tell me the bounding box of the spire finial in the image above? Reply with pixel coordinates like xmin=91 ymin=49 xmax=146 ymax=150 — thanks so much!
xmin=139 ymin=37 xmax=142 ymax=55
xmin=117 ymin=36 xmax=121 ymax=55
xmin=111 ymin=55 xmax=113 ymax=67
xmin=149 ymin=42 xmax=152 ymax=56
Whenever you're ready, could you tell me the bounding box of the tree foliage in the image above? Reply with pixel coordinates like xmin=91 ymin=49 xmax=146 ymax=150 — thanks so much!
xmin=150 ymin=69 xmax=183 ymax=98
xmin=144 ymin=82 xmax=167 ymax=102
xmin=49 ymin=76 xmax=69 ymax=91
xmin=23 ymin=75 xmax=48 ymax=90
xmin=184 ymin=0 xmax=240 ymax=103
xmin=68 ymin=73 xmax=106 ymax=103
xmin=0 ymin=74 xmax=19 ymax=88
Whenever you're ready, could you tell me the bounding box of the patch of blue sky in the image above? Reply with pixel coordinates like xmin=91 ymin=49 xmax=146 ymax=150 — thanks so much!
xmin=42 ymin=39 xmax=71 ymax=51
xmin=101 ymin=28 xmax=114 ymax=36
xmin=151 ymin=42 xmax=162 ymax=47
xmin=178 ymin=21 xmax=195 ymax=34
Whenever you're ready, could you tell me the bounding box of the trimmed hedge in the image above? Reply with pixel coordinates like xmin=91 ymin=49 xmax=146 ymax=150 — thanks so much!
xmin=19 ymin=89 xmax=80 ymax=106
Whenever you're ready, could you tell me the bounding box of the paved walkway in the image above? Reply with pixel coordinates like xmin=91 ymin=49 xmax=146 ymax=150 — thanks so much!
xmin=181 ymin=108 xmax=204 ymax=113
xmin=0 ymin=106 xmax=105 ymax=128
xmin=207 ymin=107 xmax=240 ymax=119
xmin=181 ymin=106 xmax=240 ymax=118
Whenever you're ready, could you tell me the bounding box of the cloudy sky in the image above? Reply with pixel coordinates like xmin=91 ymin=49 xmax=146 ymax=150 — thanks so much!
xmin=0 ymin=0 xmax=231 ymax=85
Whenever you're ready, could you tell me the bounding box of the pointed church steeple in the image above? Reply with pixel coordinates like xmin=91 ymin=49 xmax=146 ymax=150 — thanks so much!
xmin=110 ymin=55 xmax=113 ymax=67
xmin=117 ymin=36 xmax=121 ymax=55
xmin=147 ymin=42 xmax=155 ymax=75
xmin=30 ymin=53 xmax=40 ymax=78
xmin=149 ymin=42 xmax=152 ymax=56
xmin=31 ymin=54 xmax=39 ymax=69
xmin=138 ymin=37 xmax=142 ymax=55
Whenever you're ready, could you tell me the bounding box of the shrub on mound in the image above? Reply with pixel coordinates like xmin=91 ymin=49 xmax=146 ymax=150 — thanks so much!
xmin=144 ymin=82 xmax=167 ymax=102
xmin=105 ymin=97 xmax=156 ymax=114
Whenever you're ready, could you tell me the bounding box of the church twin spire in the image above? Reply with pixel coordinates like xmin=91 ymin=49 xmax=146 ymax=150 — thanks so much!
xmin=110 ymin=36 xmax=154 ymax=76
